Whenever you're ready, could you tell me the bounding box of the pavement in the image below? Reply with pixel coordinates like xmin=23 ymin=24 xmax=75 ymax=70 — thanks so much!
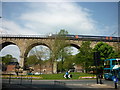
xmin=1 ymin=79 xmax=120 ymax=90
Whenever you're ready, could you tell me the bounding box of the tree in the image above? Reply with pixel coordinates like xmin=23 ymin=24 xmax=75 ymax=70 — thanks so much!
xmin=1 ymin=54 xmax=18 ymax=71
xmin=26 ymin=55 xmax=39 ymax=66
xmin=63 ymin=55 xmax=75 ymax=71
xmin=2 ymin=54 xmax=17 ymax=65
xmin=94 ymin=42 xmax=116 ymax=59
xmin=94 ymin=42 xmax=116 ymax=65
xmin=114 ymin=41 xmax=120 ymax=58
xmin=58 ymin=29 xmax=68 ymax=35
xmin=75 ymin=41 xmax=93 ymax=73
xmin=57 ymin=47 xmax=75 ymax=72
xmin=27 ymin=46 xmax=50 ymax=73
xmin=51 ymin=29 xmax=69 ymax=73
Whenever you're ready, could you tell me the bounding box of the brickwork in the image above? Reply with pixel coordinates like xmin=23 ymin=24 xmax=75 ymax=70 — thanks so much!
xmin=1 ymin=36 xmax=119 ymax=73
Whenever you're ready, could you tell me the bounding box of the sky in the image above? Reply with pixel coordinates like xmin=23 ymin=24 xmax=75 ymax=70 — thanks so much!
xmin=0 ymin=1 xmax=119 ymax=61
xmin=1 ymin=2 xmax=118 ymax=36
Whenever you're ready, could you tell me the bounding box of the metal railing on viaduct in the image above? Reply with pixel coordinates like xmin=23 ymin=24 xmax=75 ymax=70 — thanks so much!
xmin=0 ymin=34 xmax=120 ymax=42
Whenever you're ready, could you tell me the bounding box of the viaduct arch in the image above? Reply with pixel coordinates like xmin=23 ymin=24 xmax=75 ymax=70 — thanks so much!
xmin=1 ymin=35 xmax=119 ymax=73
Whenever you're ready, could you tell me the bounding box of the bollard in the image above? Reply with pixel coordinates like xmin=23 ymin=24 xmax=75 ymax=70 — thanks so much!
xmin=30 ymin=76 xmax=32 ymax=85
xmin=9 ymin=74 xmax=11 ymax=84
xmin=20 ymin=74 xmax=22 ymax=85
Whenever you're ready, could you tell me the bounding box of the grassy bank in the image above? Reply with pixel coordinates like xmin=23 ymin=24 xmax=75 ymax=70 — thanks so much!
xmin=2 ymin=72 xmax=96 ymax=80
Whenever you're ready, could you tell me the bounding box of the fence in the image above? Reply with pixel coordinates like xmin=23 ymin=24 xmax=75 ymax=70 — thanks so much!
xmin=2 ymin=74 xmax=33 ymax=85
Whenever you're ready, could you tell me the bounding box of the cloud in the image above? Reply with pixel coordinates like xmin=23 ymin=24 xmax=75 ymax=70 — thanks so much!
xmin=2 ymin=19 xmax=39 ymax=35
xmin=2 ymin=2 xmax=100 ymax=35
xmin=19 ymin=2 xmax=99 ymax=35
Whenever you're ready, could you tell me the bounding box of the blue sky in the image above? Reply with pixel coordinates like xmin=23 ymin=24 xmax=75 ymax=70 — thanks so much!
xmin=0 ymin=2 xmax=119 ymax=61
xmin=1 ymin=2 xmax=118 ymax=36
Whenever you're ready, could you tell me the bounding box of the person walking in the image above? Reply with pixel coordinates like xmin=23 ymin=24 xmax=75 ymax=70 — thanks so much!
xmin=64 ymin=71 xmax=69 ymax=79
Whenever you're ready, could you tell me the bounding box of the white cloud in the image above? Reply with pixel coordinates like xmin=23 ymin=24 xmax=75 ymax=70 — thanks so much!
xmin=19 ymin=2 xmax=99 ymax=35
xmin=2 ymin=19 xmax=40 ymax=35
xmin=2 ymin=2 xmax=101 ymax=35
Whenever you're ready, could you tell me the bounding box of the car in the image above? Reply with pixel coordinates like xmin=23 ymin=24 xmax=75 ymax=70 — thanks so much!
xmin=34 ymin=72 xmax=43 ymax=75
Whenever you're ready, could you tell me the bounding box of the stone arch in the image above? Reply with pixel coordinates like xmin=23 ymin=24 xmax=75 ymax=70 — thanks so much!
xmin=23 ymin=42 xmax=51 ymax=68
xmin=58 ymin=43 xmax=80 ymax=55
xmin=0 ymin=41 xmax=16 ymax=50
xmin=69 ymin=43 xmax=80 ymax=49
xmin=0 ymin=41 xmax=21 ymax=63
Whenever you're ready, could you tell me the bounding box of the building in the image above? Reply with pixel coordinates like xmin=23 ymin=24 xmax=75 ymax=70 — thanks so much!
xmin=33 ymin=61 xmax=53 ymax=74
xmin=5 ymin=62 xmax=19 ymax=74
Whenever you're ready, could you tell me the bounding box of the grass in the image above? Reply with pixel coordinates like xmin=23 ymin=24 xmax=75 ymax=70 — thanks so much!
xmin=2 ymin=72 xmax=96 ymax=80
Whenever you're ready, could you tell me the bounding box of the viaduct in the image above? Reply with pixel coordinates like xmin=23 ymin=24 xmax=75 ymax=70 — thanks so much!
xmin=0 ymin=34 xmax=119 ymax=73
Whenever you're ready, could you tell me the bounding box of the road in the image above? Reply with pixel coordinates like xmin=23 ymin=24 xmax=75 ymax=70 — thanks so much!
xmin=2 ymin=79 xmax=120 ymax=90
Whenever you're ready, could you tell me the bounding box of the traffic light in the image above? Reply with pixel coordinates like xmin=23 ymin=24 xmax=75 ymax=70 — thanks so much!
xmin=94 ymin=52 xmax=101 ymax=66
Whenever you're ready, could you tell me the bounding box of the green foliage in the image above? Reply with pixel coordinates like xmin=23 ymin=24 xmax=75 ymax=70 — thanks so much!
xmin=75 ymin=41 xmax=93 ymax=73
xmin=94 ymin=42 xmax=116 ymax=60
xmin=63 ymin=55 xmax=75 ymax=70
xmin=50 ymin=29 xmax=75 ymax=73
xmin=1 ymin=54 xmax=17 ymax=65
xmin=58 ymin=29 xmax=68 ymax=35
xmin=51 ymin=29 xmax=70 ymax=73
xmin=114 ymin=42 xmax=120 ymax=58
xmin=26 ymin=55 xmax=40 ymax=66
xmin=57 ymin=61 xmax=63 ymax=72
xmin=116 ymin=50 xmax=120 ymax=58
xmin=57 ymin=55 xmax=75 ymax=72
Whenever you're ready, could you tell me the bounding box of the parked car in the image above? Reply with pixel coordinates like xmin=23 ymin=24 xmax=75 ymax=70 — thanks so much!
xmin=34 ymin=72 xmax=43 ymax=75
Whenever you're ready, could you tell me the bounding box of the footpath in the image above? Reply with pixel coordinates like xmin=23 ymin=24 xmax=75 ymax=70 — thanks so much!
xmin=2 ymin=79 xmax=120 ymax=90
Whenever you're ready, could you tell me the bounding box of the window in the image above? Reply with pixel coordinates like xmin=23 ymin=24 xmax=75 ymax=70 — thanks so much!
xmin=104 ymin=60 xmax=110 ymax=65
xmin=104 ymin=69 xmax=110 ymax=73
xmin=104 ymin=60 xmax=110 ymax=68
xmin=112 ymin=60 xmax=120 ymax=65
xmin=112 ymin=60 xmax=117 ymax=65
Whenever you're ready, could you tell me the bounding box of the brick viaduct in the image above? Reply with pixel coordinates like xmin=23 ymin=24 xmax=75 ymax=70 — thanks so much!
xmin=0 ymin=35 xmax=119 ymax=73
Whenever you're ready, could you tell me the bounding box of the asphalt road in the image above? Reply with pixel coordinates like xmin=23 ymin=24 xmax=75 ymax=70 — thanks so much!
xmin=2 ymin=79 xmax=120 ymax=90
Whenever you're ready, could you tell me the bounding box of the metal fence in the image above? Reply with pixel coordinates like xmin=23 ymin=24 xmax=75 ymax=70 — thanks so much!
xmin=2 ymin=74 xmax=33 ymax=85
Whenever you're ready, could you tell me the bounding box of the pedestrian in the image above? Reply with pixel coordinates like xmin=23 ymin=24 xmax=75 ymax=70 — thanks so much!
xmin=112 ymin=75 xmax=118 ymax=89
xmin=64 ymin=71 xmax=69 ymax=79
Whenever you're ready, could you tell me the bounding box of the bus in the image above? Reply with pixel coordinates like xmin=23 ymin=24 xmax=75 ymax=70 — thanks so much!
xmin=104 ymin=58 xmax=120 ymax=80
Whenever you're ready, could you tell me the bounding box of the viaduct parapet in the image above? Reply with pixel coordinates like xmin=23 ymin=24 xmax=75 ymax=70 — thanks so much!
xmin=1 ymin=34 xmax=119 ymax=73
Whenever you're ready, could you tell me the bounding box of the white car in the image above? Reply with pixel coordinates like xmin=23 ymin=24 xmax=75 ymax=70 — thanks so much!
xmin=34 ymin=72 xmax=43 ymax=75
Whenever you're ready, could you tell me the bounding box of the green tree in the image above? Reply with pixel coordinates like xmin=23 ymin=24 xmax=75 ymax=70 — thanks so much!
xmin=51 ymin=29 xmax=69 ymax=73
xmin=75 ymin=41 xmax=93 ymax=73
xmin=2 ymin=54 xmax=17 ymax=65
xmin=1 ymin=54 xmax=18 ymax=71
xmin=94 ymin=42 xmax=116 ymax=60
xmin=114 ymin=42 xmax=120 ymax=58
xmin=57 ymin=48 xmax=75 ymax=72
xmin=58 ymin=29 xmax=68 ymax=35
xmin=27 ymin=46 xmax=50 ymax=73
xmin=63 ymin=55 xmax=75 ymax=71
xmin=94 ymin=42 xmax=116 ymax=65
xmin=26 ymin=55 xmax=40 ymax=66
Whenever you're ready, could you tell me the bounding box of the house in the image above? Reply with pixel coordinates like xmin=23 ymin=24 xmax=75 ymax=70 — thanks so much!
xmin=33 ymin=61 xmax=53 ymax=74
xmin=74 ymin=64 xmax=83 ymax=72
xmin=6 ymin=62 xmax=19 ymax=74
